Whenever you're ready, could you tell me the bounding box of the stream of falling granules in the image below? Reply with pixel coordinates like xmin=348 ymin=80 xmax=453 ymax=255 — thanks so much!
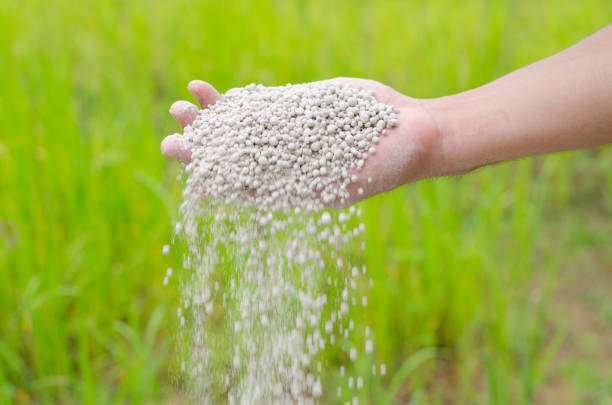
xmin=165 ymin=83 xmax=397 ymax=404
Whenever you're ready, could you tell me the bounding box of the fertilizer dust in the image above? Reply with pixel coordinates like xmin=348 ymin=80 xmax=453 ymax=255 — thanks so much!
xmin=166 ymin=82 xmax=397 ymax=404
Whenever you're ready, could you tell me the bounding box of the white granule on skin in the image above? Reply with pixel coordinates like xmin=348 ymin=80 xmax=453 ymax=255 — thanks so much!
xmin=171 ymin=82 xmax=396 ymax=403
xmin=178 ymin=82 xmax=398 ymax=210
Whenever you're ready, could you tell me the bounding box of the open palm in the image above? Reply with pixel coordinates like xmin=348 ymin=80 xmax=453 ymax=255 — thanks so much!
xmin=162 ymin=78 xmax=442 ymax=207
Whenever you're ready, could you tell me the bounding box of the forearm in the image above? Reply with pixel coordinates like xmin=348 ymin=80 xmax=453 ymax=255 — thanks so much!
xmin=424 ymin=24 xmax=612 ymax=176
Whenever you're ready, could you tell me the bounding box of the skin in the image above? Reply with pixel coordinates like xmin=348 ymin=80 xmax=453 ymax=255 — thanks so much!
xmin=162 ymin=25 xmax=612 ymax=207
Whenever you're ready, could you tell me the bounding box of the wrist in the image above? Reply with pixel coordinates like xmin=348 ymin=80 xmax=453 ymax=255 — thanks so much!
xmin=389 ymin=95 xmax=448 ymax=185
xmin=420 ymin=90 xmax=496 ymax=178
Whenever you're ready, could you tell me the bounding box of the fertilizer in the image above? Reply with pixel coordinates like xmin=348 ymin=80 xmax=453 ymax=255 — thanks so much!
xmin=178 ymin=82 xmax=398 ymax=210
xmin=167 ymin=82 xmax=398 ymax=404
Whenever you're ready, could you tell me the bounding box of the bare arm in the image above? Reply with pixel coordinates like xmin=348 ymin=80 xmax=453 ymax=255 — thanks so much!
xmin=423 ymin=24 xmax=612 ymax=179
xmin=163 ymin=25 xmax=612 ymax=207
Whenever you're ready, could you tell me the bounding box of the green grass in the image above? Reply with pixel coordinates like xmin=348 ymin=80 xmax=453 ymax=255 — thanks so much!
xmin=0 ymin=0 xmax=610 ymax=403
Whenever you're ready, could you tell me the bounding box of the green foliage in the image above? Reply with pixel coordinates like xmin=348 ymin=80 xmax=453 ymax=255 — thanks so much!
xmin=0 ymin=0 xmax=610 ymax=403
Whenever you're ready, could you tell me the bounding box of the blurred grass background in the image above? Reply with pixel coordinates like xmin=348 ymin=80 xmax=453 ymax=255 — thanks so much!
xmin=0 ymin=0 xmax=611 ymax=403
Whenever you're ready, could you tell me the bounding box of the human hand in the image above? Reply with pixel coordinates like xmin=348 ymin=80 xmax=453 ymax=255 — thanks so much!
xmin=162 ymin=78 xmax=444 ymax=207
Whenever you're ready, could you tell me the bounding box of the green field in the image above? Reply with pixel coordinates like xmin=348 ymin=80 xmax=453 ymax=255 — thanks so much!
xmin=1 ymin=0 xmax=611 ymax=403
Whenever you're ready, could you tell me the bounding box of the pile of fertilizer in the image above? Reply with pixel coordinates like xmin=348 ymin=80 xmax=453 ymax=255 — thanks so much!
xmin=178 ymin=82 xmax=398 ymax=210
xmin=168 ymin=82 xmax=397 ymax=404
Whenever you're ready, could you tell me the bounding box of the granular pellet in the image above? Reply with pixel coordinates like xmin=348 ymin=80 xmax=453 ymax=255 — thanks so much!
xmin=168 ymin=82 xmax=399 ymax=404
xmin=177 ymin=82 xmax=398 ymax=210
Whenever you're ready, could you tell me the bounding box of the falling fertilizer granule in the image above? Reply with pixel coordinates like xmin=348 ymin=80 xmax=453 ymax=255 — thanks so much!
xmin=167 ymin=82 xmax=397 ymax=404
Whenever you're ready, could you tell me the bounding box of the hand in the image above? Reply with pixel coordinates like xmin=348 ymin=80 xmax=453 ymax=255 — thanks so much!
xmin=162 ymin=78 xmax=444 ymax=208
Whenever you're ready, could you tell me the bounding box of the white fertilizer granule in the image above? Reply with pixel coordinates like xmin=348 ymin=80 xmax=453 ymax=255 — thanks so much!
xmin=167 ymin=82 xmax=397 ymax=404
xmin=176 ymin=82 xmax=398 ymax=210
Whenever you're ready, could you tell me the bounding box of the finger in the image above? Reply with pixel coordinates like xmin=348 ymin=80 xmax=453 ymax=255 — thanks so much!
xmin=161 ymin=134 xmax=192 ymax=163
xmin=169 ymin=100 xmax=199 ymax=129
xmin=188 ymin=80 xmax=221 ymax=108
